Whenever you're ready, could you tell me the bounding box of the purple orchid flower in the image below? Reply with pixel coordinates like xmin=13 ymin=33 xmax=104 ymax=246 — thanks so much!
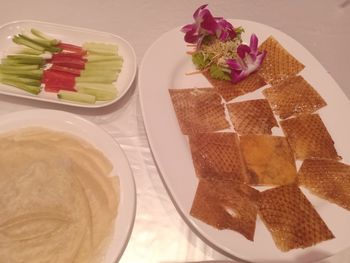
xmin=181 ymin=4 xmax=236 ymax=46
xmin=226 ymin=34 xmax=266 ymax=83
xmin=216 ymin=18 xmax=237 ymax=41
xmin=181 ymin=4 xmax=218 ymax=45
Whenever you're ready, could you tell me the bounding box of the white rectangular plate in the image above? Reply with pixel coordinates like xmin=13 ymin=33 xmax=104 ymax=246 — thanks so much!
xmin=0 ymin=20 xmax=137 ymax=108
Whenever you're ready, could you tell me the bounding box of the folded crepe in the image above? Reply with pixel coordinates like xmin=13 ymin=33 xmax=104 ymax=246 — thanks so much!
xmin=0 ymin=127 xmax=119 ymax=263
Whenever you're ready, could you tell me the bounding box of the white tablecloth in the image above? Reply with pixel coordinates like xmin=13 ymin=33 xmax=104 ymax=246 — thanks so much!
xmin=0 ymin=1 xmax=349 ymax=262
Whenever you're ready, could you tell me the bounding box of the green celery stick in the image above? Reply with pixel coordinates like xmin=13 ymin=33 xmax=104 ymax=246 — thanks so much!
xmin=13 ymin=35 xmax=45 ymax=51
xmin=18 ymin=47 xmax=44 ymax=55
xmin=31 ymin=28 xmax=60 ymax=45
xmin=0 ymin=68 xmax=43 ymax=80
xmin=0 ymin=74 xmax=41 ymax=86
xmin=57 ymin=90 xmax=96 ymax=104
xmin=0 ymin=64 xmax=39 ymax=70
xmin=18 ymin=34 xmax=61 ymax=53
xmin=7 ymin=54 xmax=44 ymax=64
xmin=20 ymin=33 xmax=53 ymax=47
xmin=3 ymin=55 xmax=45 ymax=65
xmin=1 ymin=58 xmax=44 ymax=66
xmin=20 ymin=34 xmax=58 ymax=50
xmin=1 ymin=58 xmax=41 ymax=66
xmin=1 ymin=78 xmax=41 ymax=94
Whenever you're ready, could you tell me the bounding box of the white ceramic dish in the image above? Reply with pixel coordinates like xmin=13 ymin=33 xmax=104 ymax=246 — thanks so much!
xmin=0 ymin=109 xmax=136 ymax=263
xmin=139 ymin=19 xmax=350 ymax=262
xmin=0 ymin=20 xmax=137 ymax=108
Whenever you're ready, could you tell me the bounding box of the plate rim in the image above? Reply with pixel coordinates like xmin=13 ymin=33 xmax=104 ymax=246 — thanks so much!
xmin=0 ymin=19 xmax=137 ymax=108
xmin=0 ymin=108 xmax=137 ymax=263
xmin=138 ymin=19 xmax=350 ymax=262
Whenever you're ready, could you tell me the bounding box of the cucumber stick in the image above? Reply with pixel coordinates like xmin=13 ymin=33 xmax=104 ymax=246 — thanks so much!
xmin=76 ymin=83 xmax=116 ymax=90
xmin=79 ymin=70 xmax=117 ymax=79
xmin=84 ymin=62 xmax=122 ymax=71
xmin=83 ymin=42 xmax=118 ymax=55
xmin=57 ymin=90 xmax=96 ymax=104
xmin=76 ymin=86 xmax=117 ymax=101
xmin=87 ymin=54 xmax=122 ymax=63
xmin=76 ymin=75 xmax=117 ymax=84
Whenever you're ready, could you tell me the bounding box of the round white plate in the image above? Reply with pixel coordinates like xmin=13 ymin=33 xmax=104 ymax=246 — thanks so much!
xmin=0 ymin=109 xmax=136 ymax=263
xmin=139 ymin=20 xmax=350 ymax=262
xmin=0 ymin=20 xmax=137 ymax=108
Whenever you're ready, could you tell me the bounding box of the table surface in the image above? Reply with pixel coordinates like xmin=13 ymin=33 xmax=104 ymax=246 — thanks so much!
xmin=0 ymin=1 xmax=349 ymax=262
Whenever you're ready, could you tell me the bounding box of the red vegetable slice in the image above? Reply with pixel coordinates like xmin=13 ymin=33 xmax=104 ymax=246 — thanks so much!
xmin=58 ymin=42 xmax=85 ymax=53
xmin=50 ymin=65 xmax=81 ymax=76
xmin=48 ymin=56 xmax=86 ymax=69
xmin=52 ymin=52 xmax=87 ymax=60
xmin=42 ymin=70 xmax=76 ymax=92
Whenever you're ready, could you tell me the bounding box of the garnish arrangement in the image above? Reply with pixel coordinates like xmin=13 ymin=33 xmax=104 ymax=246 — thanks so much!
xmin=0 ymin=28 xmax=123 ymax=104
xmin=168 ymin=4 xmax=350 ymax=254
xmin=181 ymin=4 xmax=266 ymax=84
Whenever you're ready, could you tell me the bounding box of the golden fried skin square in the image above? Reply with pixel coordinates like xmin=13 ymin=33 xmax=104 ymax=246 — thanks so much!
xmin=190 ymin=179 xmax=259 ymax=241
xmin=258 ymin=184 xmax=334 ymax=252
xmin=239 ymin=135 xmax=297 ymax=185
xmin=227 ymin=99 xmax=278 ymax=135
xmin=280 ymin=114 xmax=340 ymax=160
xmin=202 ymin=70 xmax=266 ymax=102
xmin=298 ymin=159 xmax=350 ymax=211
xmin=188 ymin=132 xmax=248 ymax=182
xmin=263 ymin=75 xmax=327 ymax=119
xmin=169 ymin=88 xmax=229 ymax=134
xmin=258 ymin=36 xmax=305 ymax=85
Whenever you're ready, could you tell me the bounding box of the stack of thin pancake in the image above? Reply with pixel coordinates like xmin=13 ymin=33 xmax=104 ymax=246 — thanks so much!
xmin=169 ymin=36 xmax=350 ymax=252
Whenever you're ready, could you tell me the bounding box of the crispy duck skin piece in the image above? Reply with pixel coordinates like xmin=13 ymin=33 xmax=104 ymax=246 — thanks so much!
xmin=202 ymin=70 xmax=266 ymax=102
xmin=168 ymin=88 xmax=229 ymax=134
xmin=188 ymin=132 xmax=249 ymax=183
xmin=298 ymin=158 xmax=350 ymax=211
xmin=190 ymin=179 xmax=259 ymax=241
xmin=258 ymin=36 xmax=305 ymax=85
xmin=263 ymin=75 xmax=327 ymax=119
xmin=239 ymin=134 xmax=297 ymax=186
xmin=280 ymin=114 xmax=341 ymax=160
xmin=227 ymin=99 xmax=278 ymax=135
xmin=258 ymin=184 xmax=334 ymax=252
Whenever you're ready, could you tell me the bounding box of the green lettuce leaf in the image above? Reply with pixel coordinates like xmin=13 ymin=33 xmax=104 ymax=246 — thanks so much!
xmin=235 ymin=26 xmax=245 ymax=39
xmin=192 ymin=52 xmax=211 ymax=70
xmin=209 ymin=64 xmax=231 ymax=81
